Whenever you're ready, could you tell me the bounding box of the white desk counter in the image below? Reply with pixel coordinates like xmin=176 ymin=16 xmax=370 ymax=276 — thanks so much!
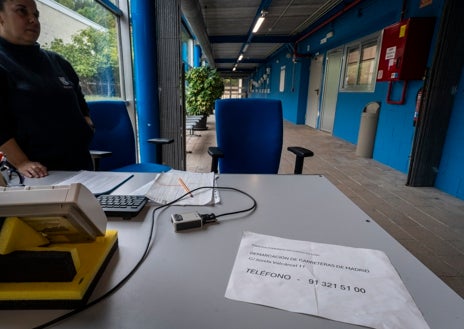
xmin=1 ymin=173 xmax=463 ymax=328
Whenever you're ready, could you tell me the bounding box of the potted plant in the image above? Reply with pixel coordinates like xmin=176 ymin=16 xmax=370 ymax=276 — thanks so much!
xmin=185 ymin=66 xmax=224 ymax=129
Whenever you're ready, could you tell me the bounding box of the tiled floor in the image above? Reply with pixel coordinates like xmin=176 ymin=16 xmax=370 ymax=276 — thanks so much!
xmin=186 ymin=115 xmax=464 ymax=299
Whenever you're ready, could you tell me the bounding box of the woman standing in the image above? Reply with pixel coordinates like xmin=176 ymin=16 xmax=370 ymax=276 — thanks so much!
xmin=0 ymin=0 xmax=95 ymax=178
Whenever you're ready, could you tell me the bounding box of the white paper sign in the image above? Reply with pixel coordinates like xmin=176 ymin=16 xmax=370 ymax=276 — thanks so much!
xmin=225 ymin=232 xmax=430 ymax=329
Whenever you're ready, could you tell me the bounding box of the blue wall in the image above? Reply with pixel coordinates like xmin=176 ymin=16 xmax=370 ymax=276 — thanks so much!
xmin=249 ymin=0 xmax=464 ymax=200
xmin=435 ymin=68 xmax=464 ymax=199
xmin=251 ymin=50 xmax=310 ymax=123
xmin=248 ymin=0 xmax=464 ymax=199
xmin=333 ymin=80 xmax=423 ymax=172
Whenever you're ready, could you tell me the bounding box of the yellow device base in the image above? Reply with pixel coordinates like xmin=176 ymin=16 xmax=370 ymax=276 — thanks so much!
xmin=0 ymin=230 xmax=118 ymax=309
xmin=0 ymin=216 xmax=50 ymax=254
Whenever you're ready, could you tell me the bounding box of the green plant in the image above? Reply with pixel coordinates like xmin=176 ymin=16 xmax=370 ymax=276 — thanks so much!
xmin=185 ymin=66 xmax=224 ymax=116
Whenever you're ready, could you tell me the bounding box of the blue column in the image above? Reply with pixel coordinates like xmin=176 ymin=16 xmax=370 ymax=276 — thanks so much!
xmin=182 ymin=42 xmax=188 ymax=65
xmin=194 ymin=44 xmax=202 ymax=67
xmin=130 ymin=0 xmax=159 ymax=163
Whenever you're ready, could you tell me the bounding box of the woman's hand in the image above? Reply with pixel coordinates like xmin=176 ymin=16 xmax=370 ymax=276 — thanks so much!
xmin=1 ymin=138 xmax=48 ymax=178
xmin=84 ymin=116 xmax=96 ymax=132
xmin=17 ymin=161 xmax=48 ymax=178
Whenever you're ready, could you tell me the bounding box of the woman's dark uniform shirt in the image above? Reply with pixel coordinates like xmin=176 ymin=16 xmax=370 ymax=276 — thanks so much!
xmin=0 ymin=36 xmax=93 ymax=171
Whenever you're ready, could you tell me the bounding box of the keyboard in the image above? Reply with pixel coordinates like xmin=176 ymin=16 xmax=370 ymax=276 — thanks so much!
xmin=97 ymin=194 xmax=148 ymax=219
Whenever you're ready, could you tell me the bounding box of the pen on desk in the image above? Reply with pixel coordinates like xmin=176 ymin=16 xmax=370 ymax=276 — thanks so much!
xmin=178 ymin=177 xmax=193 ymax=197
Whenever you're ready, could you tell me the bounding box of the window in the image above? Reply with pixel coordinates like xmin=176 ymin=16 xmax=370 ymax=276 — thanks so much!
xmin=341 ymin=35 xmax=380 ymax=92
xmin=37 ymin=0 xmax=123 ymax=99
xmin=223 ymin=79 xmax=246 ymax=98
xmin=279 ymin=66 xmax=286 ymax=92
xmin=181 ymin=22 xmax=194 ymax=68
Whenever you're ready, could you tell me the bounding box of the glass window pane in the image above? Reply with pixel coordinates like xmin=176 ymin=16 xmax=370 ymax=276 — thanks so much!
xmin=280 ymin=66 xmax=286 ymax=92
xmin=362 ymin=44 xmax=377 ymax=60
xmin=223 ymin=79 xmax=246 ymax=98
xmin=342 ymin=35 xmax=379 ymax=91
xmin=347 ymin=47 xmax=360 ymax=64
xmin=37 ymin=0 xmax=121 ymax=99
xmin=345 ymin=63 xmax=359 ymax=86
xmin=358 ymin=59 xmax=376 ymax=85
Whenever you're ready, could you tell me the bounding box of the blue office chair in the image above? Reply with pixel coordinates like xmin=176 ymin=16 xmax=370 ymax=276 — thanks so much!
xmin=208 ymin=98 xmax=313 ymax=174
xmin=87 ymin=100 xmax=172 ymax=172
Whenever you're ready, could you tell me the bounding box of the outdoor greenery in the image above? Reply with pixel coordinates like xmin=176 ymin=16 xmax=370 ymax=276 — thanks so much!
xmin=185 ymin=66 xmax=225 ymax=116
xmin=46 ymin=28 xmax=119 ymax=96
xmin=45 ymin=1 xmax=225 ymax=103
xmin=54 ymin=0 xmax=113 ymax=27
xmin=43 ymin=0 xmax=119 ymax=97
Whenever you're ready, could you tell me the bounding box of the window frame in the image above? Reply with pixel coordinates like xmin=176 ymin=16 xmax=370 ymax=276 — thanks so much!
xmin=95 ymin=0 xmax=123 ymax=16
xmin=115 ymin=0 xmax=134 ymax=104
xmin=340 ymin=32 xmax=381 ymax=92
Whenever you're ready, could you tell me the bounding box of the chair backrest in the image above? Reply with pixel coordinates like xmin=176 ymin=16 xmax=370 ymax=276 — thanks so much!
xmin=88 ymin=100 xmax=136 ymax=171
xmin=215 ymin=98 xmax=283 ymax=174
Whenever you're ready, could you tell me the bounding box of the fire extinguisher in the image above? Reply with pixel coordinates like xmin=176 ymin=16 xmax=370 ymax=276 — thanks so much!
xmin=413 ymin=87 xmax=423 ymax=127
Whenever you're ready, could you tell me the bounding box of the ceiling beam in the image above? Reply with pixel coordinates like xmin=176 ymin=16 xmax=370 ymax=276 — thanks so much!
xmin=209 ymin=35 xmax=290 ymax=44
xmin=215 ymin=58 xmax=266 ymax=64
xmin=217 ymin=69 xmax=255 ymax=76
xmin=181 ymin=0 xmax=215 ymax=67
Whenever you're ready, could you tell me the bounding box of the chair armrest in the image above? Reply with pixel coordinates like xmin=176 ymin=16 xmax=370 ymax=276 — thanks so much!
xmin=90 ymin=150 xmax=113 ymax=171
xmin=208 ymin=146 xmax=224 ymax=158
xmin=90 ymin=150 xmax=113 ymax=158
xmin=147 ymin=138 xmax=174 ymax=165
xmin=287 ymin=146 xmax=314 ymax=174
xmin=147 ymin=138 xmax=174 ymax=145
xmin=208 ymin=147 xmax=224 ymax=173
xmin=287 ymin=146 xmax=313 ymax=158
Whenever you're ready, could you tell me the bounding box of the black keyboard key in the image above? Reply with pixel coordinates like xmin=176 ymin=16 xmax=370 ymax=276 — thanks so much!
xmin=97 ymin=195 xmax=148 ymax=219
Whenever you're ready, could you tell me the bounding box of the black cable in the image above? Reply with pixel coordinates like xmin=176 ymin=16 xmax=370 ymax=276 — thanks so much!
xmin=197 ymin=186 xmax=257 ymax=223
xmin=32 ymin=204 xmax=164 ymax=329
xmin=33 ymin=185 xmax=256 ymax=328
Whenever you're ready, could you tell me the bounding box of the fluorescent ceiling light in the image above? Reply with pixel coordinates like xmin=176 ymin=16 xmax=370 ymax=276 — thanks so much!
xmin=238 ymin=54 xmax=244 ymax=61
xmin=243 ymin=44 xmax=249 ymax=52
xmin=252 ymin=16 xmax=265 ymax=33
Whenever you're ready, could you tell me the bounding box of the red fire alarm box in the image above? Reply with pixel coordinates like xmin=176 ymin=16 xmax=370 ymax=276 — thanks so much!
xmin=377 ymin=17 xmax=435 ymax=82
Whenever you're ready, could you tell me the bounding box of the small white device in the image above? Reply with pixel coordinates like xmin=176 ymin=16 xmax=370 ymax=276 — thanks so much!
xmin=0 ymin=183 xmax=107 ymax=243
xmin=171 ymin=212 xmax=202 ymax=232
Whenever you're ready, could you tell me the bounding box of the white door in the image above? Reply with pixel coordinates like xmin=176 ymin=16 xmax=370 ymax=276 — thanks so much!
xmin=320 ymin=49 xmax=343 ymax=133
xmin=305 ymin=55 xmax=323 ymax=128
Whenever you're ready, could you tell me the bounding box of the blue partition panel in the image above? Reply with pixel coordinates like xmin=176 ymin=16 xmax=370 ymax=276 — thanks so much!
xmin=130 ymin=0 xmax=160 ymax=163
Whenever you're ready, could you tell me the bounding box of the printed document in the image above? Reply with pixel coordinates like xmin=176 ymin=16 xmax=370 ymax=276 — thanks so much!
xmin=56 ymin=170 xmax=133 ymax=195
xmin=225 ymin=231 xmax=430 ymax=329
xmin=145 ymin=170 xmax=217 ymax=205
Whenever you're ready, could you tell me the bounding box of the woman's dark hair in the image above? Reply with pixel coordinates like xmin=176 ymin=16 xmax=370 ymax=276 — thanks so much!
xmin=0 ymin=1 xmax=37 ymax=12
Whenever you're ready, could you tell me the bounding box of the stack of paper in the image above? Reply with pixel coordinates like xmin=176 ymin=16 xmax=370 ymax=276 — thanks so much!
xmin=145 ymin=170 xmax=218 ymax=205
xmin=56 ymin=171 xmax=133 ymax=195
